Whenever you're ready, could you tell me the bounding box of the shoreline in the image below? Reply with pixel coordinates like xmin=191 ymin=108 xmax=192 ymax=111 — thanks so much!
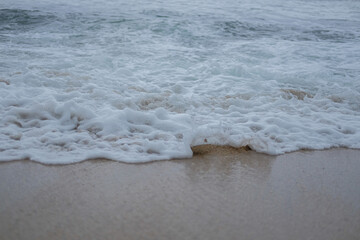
xmin=1 ymin=148 xmax=360 ymax=240
xmin=0 ymin=145 xmax=357 ymax=165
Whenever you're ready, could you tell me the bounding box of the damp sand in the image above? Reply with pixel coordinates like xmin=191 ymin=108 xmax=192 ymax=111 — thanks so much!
xmin=0 ymin=148 xmax=360 ymax=240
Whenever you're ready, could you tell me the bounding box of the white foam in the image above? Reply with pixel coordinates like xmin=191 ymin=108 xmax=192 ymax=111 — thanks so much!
xmin=1 ymin=0 xmax=360 ymax=163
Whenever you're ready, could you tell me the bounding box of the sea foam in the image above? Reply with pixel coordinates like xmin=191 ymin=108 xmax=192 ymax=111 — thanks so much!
xmin=1 ymin=0 xmax=359 ymax=163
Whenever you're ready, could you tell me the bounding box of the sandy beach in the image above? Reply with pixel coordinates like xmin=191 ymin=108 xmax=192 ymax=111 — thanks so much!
xmin=1 ymin=148 xmax=360 ymax=240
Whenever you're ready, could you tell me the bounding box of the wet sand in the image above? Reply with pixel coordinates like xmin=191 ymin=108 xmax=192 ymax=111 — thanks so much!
xmin=0 ymin=148 xmax=360 ymax=240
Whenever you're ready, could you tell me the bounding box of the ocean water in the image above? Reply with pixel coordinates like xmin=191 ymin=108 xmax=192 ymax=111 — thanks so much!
xmin=0 ymin=0 xmax=359 ymax=163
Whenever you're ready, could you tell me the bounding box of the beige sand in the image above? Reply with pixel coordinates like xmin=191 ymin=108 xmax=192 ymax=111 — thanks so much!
xmin=0 ymin=148 xmax=360 ymax=240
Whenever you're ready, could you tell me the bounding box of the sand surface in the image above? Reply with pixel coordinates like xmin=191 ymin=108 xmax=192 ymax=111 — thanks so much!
xmin=1 ymin=148 xmax=360 ymax=240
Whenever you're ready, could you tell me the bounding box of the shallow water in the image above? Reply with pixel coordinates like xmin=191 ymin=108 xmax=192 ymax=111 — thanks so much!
xmin=1 ymin=0 xmax=360 ymax=163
